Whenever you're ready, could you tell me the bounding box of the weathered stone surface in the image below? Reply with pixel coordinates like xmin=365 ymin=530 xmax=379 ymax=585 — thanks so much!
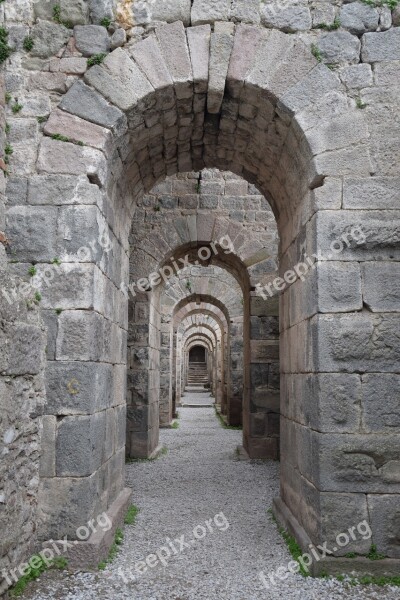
xmin=74 ymin=25 xmax=110 ymax=57
xmin=362 ymin=262 xmax=400 ymax=312
xmin=110 ymin=27 xmax=126 ymax=50
xmin=313 ymin=313 xmax=400 ymax=373
xmin=227 ymin=24 xmax=266 ymax=97
xmin=37 ymin=138 xmax=107 ymax=186
xmin=30 ymin=20 xmax=70 ymax=59
xmin=6 ymin=205 xmax=58 ymax=262
xmin=129 ymin=36 xmax=172 ymax=90
xmin=339 ymin=64 xmax=372 ymax=89
xmin=368 ymin=495 xmax=400 ymax=559
xmin=44 ymin=108 xmax=113 ymax=154
xmin=85 ymin=48 xmax=153 ymax=111
xmin=46 ymin=361 xmax=113 ymax=414
xmin=362 ymin=28 xmax=400 ymax=62
xmin=156 ymin=21 xmax=193 ymax=99
xmin=230 ymin=0 xmax=260 ymax=25
xmin=56 ymin=412 xmax=106 ymax=476
xmin=208 ymin=30 xmax=234 ymax=114
xmin=28 ymin=174 xmax=101 ymax=206
xmin=316 ymin=261 xmax=362 ymax=313
xmin=318 ymin=31 xmax=361 ymax=65
xmin=89 ymin=0 xmax=115 ymax=24
xmin=187 ymin=25 xmax=211 ymax=94
xmin=58 ymin=80 xmax=127 ymax=135
xmin=343 ymin=177 xmax=400 ymax=210
xmin=191 ymin=0 xmax=231 ymax=25
xmin=151 ymin=0 xmax=191 ymax=26
xmin=340 ymin=2 xmax=379 ymax=35
xmin=261 ymin=2 xmax=312 ymax=32
xmin=363 ymin=374 xmax=400 ymax=432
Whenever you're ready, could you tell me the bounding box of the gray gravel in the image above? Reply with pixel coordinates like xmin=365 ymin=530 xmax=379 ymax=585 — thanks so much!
xmin=20 ymin=399 xmax=400 ymax=599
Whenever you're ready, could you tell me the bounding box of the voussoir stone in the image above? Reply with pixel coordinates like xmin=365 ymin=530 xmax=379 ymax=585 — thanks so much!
xmin=84 ymin=48 xmax=154 ymax=111
xmin=58 ymin=80 xmax=127 ymax=136
xmin=340 ymin=2 xmax=379 ymax=35
xmin=30 ymin=20 xmax=70 ymax=59
xmin=318 ymin=30 xmax=361 ymax=64
xmin=74 ymin=24 xmax=110 ymax=57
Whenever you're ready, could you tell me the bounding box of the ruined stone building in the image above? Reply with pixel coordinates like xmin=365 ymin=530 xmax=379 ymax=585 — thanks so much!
xmin=0 ymin=0 xmax=400 ymax=596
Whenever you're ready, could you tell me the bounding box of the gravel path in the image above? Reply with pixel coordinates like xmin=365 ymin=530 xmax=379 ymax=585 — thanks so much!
xmin=20 ymin=398 xmax=400 ymax=599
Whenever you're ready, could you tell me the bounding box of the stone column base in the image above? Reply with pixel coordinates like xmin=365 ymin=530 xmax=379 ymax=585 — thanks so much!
xmin=272 ymin=497 xmax=400 ymax=577
xmin=43 ymin=488 xmax=132 ymax=570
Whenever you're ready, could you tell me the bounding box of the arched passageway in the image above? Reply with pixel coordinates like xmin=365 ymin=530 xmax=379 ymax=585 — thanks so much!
xmin=4 ymin=18 xmax=400 ymax=582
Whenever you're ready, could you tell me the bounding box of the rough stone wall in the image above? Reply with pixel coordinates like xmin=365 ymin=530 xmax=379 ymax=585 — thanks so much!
xmin=0 ymin=79 xmax=46 ymax=595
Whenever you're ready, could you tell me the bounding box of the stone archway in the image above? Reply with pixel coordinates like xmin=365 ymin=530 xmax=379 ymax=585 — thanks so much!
xmin=6 ymin=18 xmax=397 ymax=575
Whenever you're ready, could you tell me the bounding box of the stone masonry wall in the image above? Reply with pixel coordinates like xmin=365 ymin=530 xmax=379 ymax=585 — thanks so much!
xmin=1 ymin=0 xmax=400 ymax=584
xmin=0 ymin=74 xmax=47 ymax=596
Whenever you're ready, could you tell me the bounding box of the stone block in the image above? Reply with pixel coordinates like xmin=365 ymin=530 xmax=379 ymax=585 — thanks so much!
xmin=315 ymin=432 xmax=400 ymax=493
xmin=316 ymin=261 xmax=362 ymax=313
xmin=89 ymin=0 xmax=115 ymax=24
xmin=261 ymin=3 xmax=312 ymax=32
xmin=191 ymin=0 xmax=231 ymax=25
xmin=227 ymin=24 xmax=266 ymax=98
xmin=42 ymin=309 xmax=58 ymax=359
xmin=84 ymin=48 xmax=153 ymax=112
xmin=362 ymin=374 xmax=400 ymax=432
xmin=230 ymin=0 xmax=260 ymax=25
xmin=28 ymin=174 xmax=101 ymax=206
xmin=307 ymin=111 xmax=368 ymax=155
xmin=129 ymin=36 xmax=173 ymax=90
xmin=38 ymin=472 xmax=103 ymax=539
xmin=110 ymin=28 xmax=126 ymax=50
xmin=339 ymin=64 xmax=373 ymax=90
xmin=340 ymin=2 xmax=379 ymax=35
xmin=343 ymin=176 xmax=400 ymax=210
xmin=187 ymin=25 xmax=211 ymax=94
xmin=279 ymin=64 xmax=342 ymax=118
xmin=281 ymin=373 xmax=362 ymax=433
xmin=39 ymin=263 xmax=97 ymax=310
xmin=59 ymin=80 xmax=127 ymax=136
xmin=156 ymin=21 xmax=193 ymax=99
xmin=6 ymin=205 xmax=58 ymax=262
xmin=208 ymin=30 xmax=234 ymax=114
xmin=74 ymin=25 xmax=110 ymax=57
xmin=318 ymin=31 xmax=361 ymax=65
xmin=39 ymin=415 xmax=57 ymax=477
xmin=362 ymin=262 xmax=400 ymax=312
xmin=313 ymin=313 xmax=400 ymax=373
xmin=151 ymin=0 xmax=191 ymax=25
xmin=56 ymin=412 xmax=106 ymax=476
xmin=44 ymin=108 xmax=113 ymax=155
xmin=31 ymin=20 xmax=70 ymax=59
xmin=45 ymin=360 xmax=113 ymax=415
xmin=362 ymin=28 xmax=400 ymax=62
xmin=320 ymin=493 xmax=371 ymax=556
xmin=310 ymin=210 xmax=400 ymax=261
xmin=1 ymin=323 xmax=45 ymax=376
xmin=368 ymin=495 xmax=400 ymax=558
xmin=5 ymin=177 xmax=28 ymax=206
xmin=56 ymin=310 xmax=104 ymax=361
xmin=57 ymin=57 xmax=88 ymax=74
xmin=37 ymin=138 xmax=107 ymax=187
